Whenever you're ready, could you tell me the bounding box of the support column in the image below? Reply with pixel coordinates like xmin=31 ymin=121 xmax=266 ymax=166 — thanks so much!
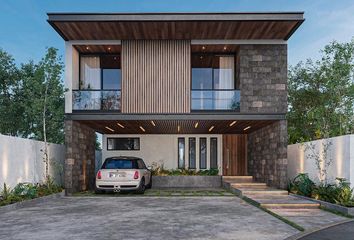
xmin=65 ymin=120 xmax=96 ymax=195
xmin=247 ymin=120 xmax=287 ymax=189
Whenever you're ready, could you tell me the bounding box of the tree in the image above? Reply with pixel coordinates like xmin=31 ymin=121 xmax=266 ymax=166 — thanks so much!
xmin=288 ymin=39 xmax=354 ymax=144
xmin=0 ymin=49 xmax=22 ymax=136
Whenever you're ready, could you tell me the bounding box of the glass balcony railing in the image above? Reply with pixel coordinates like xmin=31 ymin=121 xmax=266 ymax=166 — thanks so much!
xmin=72 ymin=90 xmax=121 ymax=111
xmin=191 ymin=90 xmax=240 ymax=111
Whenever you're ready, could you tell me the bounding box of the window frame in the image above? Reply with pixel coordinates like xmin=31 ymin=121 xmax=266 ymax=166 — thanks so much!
xmin=188 ymin=137 xmax=196 ymax=169
xmin=106 ymin=137 xmax=140 ymax=151
xmin=210 ymin=137 xmax=218 ymax=169
xmin=199 ymin=137 xmax=207 ymax=170
xmin=191 ymin=53 xmax=238 ymax=91
xmin=178 ymin=138 xmax=186 ymax=169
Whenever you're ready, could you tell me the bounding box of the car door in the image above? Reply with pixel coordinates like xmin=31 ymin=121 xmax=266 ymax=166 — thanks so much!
xmin=138 ymin=159 xmax=150 ymax=184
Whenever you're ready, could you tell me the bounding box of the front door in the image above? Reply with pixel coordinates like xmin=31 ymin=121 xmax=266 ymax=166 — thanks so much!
xmin=222 ymin=134 xmax=247 ymax=176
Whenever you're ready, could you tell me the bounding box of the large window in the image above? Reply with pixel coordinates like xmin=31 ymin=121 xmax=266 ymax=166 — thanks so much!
xmin=191 ymin=53 xmax=240 ymax=111
xmin=188 ymin=138 xmax=196 ymax=169
xmin=178 ymin=138 xmax=185 ymax=169
xmin=107 ymin=138 xmax=140 ymax=151
xmin=199 ymin=138 xmax=207 ymax=169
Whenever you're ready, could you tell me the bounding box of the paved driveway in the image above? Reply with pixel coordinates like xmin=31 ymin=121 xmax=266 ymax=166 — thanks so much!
xmin=0 ymin=196 xmax=298 ymax=240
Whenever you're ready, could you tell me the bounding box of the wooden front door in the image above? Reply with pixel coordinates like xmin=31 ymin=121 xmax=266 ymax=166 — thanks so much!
xmin=222 ymin=134 xmax=247 ymax=176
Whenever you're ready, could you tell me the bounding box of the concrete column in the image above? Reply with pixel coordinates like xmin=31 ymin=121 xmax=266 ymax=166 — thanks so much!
xmin=65 ymin=120 xmax=96 ymax=195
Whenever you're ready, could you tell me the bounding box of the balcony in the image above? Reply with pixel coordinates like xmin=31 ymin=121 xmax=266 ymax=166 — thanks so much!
xmin=191 ymin=90 xmax=240 ymax=111
xmin=72 ymin=90 xmax=121 ymax=111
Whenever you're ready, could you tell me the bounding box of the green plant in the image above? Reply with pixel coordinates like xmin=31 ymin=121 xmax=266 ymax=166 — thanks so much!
xmin=0 ymin=183 xmax=11 ymax=200
xmin=12 ymin=183 xmax=38 ymax=199
xmin=288 ymin=173 xmax=315 ymax=197
xmin=150 ymin=163 xmax=219 ymax=176
xmin=333 ymin=178 xmax=354 ymax=207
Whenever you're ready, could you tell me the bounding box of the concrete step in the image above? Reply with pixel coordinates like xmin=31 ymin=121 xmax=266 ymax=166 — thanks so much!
xmin=242 ymin=189 xmax=289 ymax=196
xmin=250 ymin=195 xmax=320 ymax=209
xmin=231 ymin=183 xmax=268 ymax=190
xmin=222 ymin=176 xmax=253 ymax=183
xmin=262 ymin=203 xmax=320 ymax=209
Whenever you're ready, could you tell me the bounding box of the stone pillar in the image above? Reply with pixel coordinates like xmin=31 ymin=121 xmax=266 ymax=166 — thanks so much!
xmin=247 ymin=120 xmax=288 ymax=189
xmin=65 ymin=120 xmax=96 ymax=195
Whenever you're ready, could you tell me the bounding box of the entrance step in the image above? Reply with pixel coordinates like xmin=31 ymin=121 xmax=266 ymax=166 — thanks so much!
xmin=222 ymin=176 xmax=253 ymax=183
xmin=241 ymin=189 xmax=289 ymax=196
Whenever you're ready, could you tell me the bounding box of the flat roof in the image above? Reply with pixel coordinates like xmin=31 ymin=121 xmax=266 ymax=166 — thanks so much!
xmin=48 ymin=12 xmax=304 ymax=41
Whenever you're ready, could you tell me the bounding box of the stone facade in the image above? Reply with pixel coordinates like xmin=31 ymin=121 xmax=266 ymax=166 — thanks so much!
xmin=247 ymin=120 xmax=288 ymax=189
xmin=65 ymin=120 xmax=96 ymax=195
xmin=239 ymin=44 xmax=287 ymax=114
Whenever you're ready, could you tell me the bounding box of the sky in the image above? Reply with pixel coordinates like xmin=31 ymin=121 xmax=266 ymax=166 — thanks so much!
xmin=0 ymin=0 xmax=354 ymax=66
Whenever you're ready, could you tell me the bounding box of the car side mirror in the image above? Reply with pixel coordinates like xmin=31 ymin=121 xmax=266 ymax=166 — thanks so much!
xmin=147 ymin=166 xmax=153 ymax=170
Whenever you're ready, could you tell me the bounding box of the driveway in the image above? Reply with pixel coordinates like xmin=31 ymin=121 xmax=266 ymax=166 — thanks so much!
xmin=0 ymin=196 xmax=298 ymax=240
xmin=297 ymin=220 xmax=354 ymax=240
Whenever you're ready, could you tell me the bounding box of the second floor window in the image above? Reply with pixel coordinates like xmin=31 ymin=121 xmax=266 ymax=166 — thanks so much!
xmin=192 ymin=54 xmax=237 ymax=90
xmin=80 ymin=55 xmax=121 ymax=90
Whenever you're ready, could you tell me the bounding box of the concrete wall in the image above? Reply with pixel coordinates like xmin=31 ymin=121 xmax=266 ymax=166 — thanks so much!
xmin=288 ymin=135 xmax=354 ymax=186
xmin=0 ymin=134 xmax=65 ymax=188
xmin=102 ymin=134 xmax=223 ymax=173
xmin=248 ymin=120 xmax=288 ymax=189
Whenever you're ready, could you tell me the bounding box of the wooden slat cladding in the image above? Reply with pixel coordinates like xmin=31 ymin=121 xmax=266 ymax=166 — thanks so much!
xmin=222 ymin=134 xmax=247 ymax=176
xmin=122 ymin=40 xmax=191 ymax=113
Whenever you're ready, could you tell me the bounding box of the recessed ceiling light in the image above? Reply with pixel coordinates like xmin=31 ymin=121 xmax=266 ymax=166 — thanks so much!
xmin=117 ymin=122 xmax=125 ymax=129
xmin=223 ymin=46 xmax=227 ymax=50
xmin=86 ymin=46 xmax=89 ymax=50
xmin=108 ymin=47 xmax=111 ymax=51
xmin=105 ymin=126 xmax=114 ymax=132
xmin=194 ymin=122 xmax=199 ymax=128
xmin=209 ymin=126 xmax=215 ymax=132
xmin=177 ymin=125 xmax=181 ymax=132
xmin=139 ymin=126 xmax=146 ymax=132
xmin=151 ymin=121 xmax=156 ymax=127
xmin=200 ymin=56 xmax=203 ymax=60
xmin=229 ymin=121 xmax=237 ymax=127
xmin=202 ymin=46 xmax=206 ymax=50
xmin=243 ymin=126 xmax=251 ymax=131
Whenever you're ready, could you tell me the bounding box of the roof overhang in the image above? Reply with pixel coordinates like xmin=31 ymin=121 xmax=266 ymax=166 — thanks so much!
xmin=47 ymin=12 xmax=304 ymax=41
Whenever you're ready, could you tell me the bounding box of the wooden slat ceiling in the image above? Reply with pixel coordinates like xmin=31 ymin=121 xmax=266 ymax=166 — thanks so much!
xmin=74 ymin=45 xmax=121 ymax=54
xmin=78 ymin=120 xmax=276 ymax=134
xmin=49 ymin=20 xmax=302 ymax=41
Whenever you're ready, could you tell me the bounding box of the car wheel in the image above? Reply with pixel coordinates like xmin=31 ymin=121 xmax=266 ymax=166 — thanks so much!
xmin=136 ymin=178 xmax=146 ymax=194
xmin=146 ymin=175 xmax=152 ymax=189
xmin=95 ymin=188 xmax=105 ymax=194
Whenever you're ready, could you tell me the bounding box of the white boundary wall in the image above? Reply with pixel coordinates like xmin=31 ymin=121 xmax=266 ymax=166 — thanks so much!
xmin=288 ymin=135 xmax=354 ymax=186
xmin=0 ymin=134 xmax=65 ymax=188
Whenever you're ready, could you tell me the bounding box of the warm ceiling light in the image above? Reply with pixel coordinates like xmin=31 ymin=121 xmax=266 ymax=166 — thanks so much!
xmin=243 ymin=126 xmax=251 ymax=131
xmin=177 ymin=125 xmax=181 ymax=132
xmin=85 ymin=46 xmax=89 ymax=50
xmin=202 ymin=46 xmax=206 ymax=50
xmin=200 ymin=56 xmax=203 ymax=60
xmin=117 ymin=122 xmax=125 ymax=128
xmin=194 ymin=122 xmax=199 ymax=128
xmin=139 ymin=126 xmax=146 ymax=132
xmin=209 ymin=126 xmax=215 ymax=132
xmin=105 ymin=126 xmax=114 ymax=132
xmin=108 ymin=47 xmax=111 ymax=51
xmin=229 ymin=121 xmax=237 ymax=127
xmin=223 ymin=46 xmax=227 ymax=50
xmin=151 ymin=121 xmax=156 ymax=127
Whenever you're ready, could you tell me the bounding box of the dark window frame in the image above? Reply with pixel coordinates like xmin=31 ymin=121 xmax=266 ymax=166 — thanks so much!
xmin=188 ymin=137 xmax=196 ymax=169
xmin=106 ymin=137 xmax=140 ymax=151
xmin=191 ymin=52 xmax=238 ymax=91
xmin=178 ymin=138 xmax=185 ymax=169
xmin=199 ymin=137 xmax=207 ymax=169
xmin=210 ymin=137 xmax=218 ymax=169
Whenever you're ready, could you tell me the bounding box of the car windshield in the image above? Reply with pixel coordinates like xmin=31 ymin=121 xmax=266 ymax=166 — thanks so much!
xmin=102 ymin=159 xmax=138 ymax=169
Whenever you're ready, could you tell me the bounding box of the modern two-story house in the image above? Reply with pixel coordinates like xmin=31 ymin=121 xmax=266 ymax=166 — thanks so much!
xmin=48 ymin=12 xmax=304 ymax=194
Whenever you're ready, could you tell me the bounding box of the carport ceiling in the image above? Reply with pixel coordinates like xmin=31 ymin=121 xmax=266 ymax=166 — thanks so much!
xmin=79 ymin=120 xmax=276 ymax=134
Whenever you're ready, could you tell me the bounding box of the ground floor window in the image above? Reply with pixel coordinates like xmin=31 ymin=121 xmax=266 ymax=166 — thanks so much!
xmin=210 ymin=138 xmax=218 ymax=169
xmin=178 ymin=138 xmax=185 ymax=169
xmin=199 ymin=138 xmax=207 ymax=169
xmin=107 ymin=138 xmax=140 ymax=150
xmin=189 ymin=138 xmax=196 ymax=169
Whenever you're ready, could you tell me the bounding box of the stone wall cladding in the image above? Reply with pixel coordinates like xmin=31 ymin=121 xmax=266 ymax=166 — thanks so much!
xmin=239 ymin=44 xmax=287 ymax=114
xmin=247 ymin=120 xmax=288 ymax=189
xmin=65 ymin=120 xmax=96 ymax=195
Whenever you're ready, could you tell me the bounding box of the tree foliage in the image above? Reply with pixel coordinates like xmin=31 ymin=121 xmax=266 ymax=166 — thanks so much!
xmin=288 ymin=39 xmax=354 ymax=144
xmin=0 ymin=47 xmax=65 ymax=144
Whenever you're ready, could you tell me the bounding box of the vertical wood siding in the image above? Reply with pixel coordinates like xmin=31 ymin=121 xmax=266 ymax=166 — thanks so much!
xmin=122 ymin=40 xmax=191 ymax=113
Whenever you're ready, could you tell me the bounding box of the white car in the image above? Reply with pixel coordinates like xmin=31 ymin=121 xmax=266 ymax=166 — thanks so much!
xmin=95 ymin=156 xmax=152 ymax=194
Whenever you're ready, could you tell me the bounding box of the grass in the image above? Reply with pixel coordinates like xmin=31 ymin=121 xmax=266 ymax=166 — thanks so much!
xmin=241 ymin=195 xmax=305 ymax=232
xmin=319 ymin=206 xmax=354 ymax=219
xmin=73 ymin=188 xmax=235 ymax=197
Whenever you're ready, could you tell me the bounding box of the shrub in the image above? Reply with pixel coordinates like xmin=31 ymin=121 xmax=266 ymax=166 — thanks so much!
xmin=288 ymin=173 xmax=315 ymax=197
xmin=150 ymin=164 xmax=219 ymax=176
xmin=12 ymin=183 xmax=38 ymax=199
